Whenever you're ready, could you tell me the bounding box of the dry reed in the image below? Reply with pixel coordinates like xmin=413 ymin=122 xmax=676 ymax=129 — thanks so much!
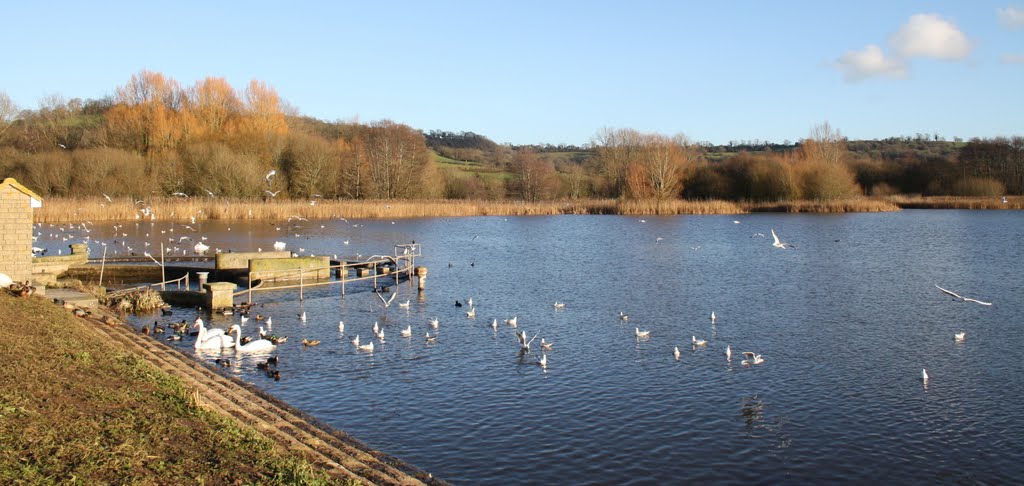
xmin=104 ymin=288 xmax=165 ymax=313
xmin=885 ymin=195 xmax=1023 ymax=210
xmin=35 ymin=196 xmax=913 ymax=223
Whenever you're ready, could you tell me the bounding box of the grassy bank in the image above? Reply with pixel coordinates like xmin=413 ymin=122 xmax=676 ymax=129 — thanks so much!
xmin=0 ymin=292 xmax=336 ymax=484
xmin=885 ymin=195 xmax=1023 ymax=210
xmin=32 ymin=196 xmax=923 ymax=223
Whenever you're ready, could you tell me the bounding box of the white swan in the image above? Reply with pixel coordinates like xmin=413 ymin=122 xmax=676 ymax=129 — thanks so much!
xmin=400 ymin=325 xmax=412 ymax=337
xmin=673 ymin=346 xmax=681 ymax=360
xmin=771 ymin=229 xmax=795 ymax=249
xmin=954 ymin=331 xmax=965 ymax=342
xmin=741 ymin=352 xmax=764 ymax=366
xmin=691 ymin=335 xmax=707 ymax=346
xmin=195 ymin=326 xmax=235 ymax=350
xmin=229 ymin=325 xmax=275 ymax=352
xmin=193 ymin=317 xmax=225 ymax=338
xmin=635 ymin=328 xmax=651 ymax=338
xmin=935 ymin=284 xmax=992 ymax=306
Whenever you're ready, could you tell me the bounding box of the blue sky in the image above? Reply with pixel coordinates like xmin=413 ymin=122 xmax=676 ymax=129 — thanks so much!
xmin=3 ymin=1 xmax=1022 ymax=146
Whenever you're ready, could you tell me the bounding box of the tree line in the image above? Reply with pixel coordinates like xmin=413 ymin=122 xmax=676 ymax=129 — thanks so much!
xmin=1 ymin=71 xmax=1021 ymax=203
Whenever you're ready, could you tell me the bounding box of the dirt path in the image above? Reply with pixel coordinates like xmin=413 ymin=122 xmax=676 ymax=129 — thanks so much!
xmin=75 ymin=306 xmax=441 ymax=485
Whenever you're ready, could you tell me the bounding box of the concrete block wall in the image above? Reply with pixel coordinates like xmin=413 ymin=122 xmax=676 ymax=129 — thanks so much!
xmin=0 ymin=185 xmax=33 ymax=282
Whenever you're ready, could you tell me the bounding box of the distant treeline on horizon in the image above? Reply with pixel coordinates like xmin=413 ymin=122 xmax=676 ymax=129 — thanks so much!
xmin=1 ymin=70 xmax=1021 ymax=202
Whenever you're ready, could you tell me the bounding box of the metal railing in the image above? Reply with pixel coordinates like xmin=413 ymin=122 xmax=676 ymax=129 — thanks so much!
xmin=106 ymin=273 xmax=190 ymax=297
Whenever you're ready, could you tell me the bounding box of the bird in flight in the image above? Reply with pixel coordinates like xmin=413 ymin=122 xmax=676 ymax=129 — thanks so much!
xmin=265 ymin=170 xmax=276 ymax=183
xmin=771 ymin=229 xmax=795 ymax=249
xmin=265 ymin=190 xmax=280 ymax=198
xmin=934 ymin=284 xmax=992 ymax=306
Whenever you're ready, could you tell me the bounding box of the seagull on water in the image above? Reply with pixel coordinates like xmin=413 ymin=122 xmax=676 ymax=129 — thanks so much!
xmin=935 ymin=284 xmax=992 ymax=306
xmin=711 ymin=311 xmax=717 ymax=324
xmin=922 ymin=368 xmax=929 ymax=383
xmin=771 ymin=229 xmax=795 ymax=249
xmin=692 ymin=336 xmax=707 ymax=347
xmin=954 ymin=331 xmax=965 ymax=342
xmin=725 ymin=345 xmax=732 ymax=360
xmin=635 ymin=328 xmax=651 ymax=339
xmin=338 ymin=321 xmax=345 ymax=333
xmin=618 ymin=312 xmax=630 ymax=321
xmin=673 ymin=346 xmax=681 ymax=360
xmin=400 ymin=325 xmax=412 ymax=337
xmin=741 ymin=352 xmax=764 ymax=366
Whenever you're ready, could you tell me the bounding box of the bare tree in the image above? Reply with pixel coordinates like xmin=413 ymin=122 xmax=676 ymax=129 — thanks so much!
xmin=0 ymin=92 xmax=17 ymax=144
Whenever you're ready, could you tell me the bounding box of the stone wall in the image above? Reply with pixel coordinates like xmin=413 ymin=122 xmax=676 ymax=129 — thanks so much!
xmin=215 ymin=251 xmax=291 ymax=270
xmin=249 ymin=256 xmax=331 ymax=282
xmin=0 ymin=184 xmax=33 ymax=282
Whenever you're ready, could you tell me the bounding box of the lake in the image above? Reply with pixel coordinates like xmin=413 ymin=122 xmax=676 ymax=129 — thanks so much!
xmin=38 ymin=210 xmax=1024 ymax=484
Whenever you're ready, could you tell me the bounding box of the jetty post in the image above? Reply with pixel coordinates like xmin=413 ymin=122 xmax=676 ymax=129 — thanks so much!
xmin=415 ymin=266 xmax=428 ymax=291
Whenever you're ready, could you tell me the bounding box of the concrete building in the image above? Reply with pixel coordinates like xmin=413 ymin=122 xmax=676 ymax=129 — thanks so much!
xmin=0 ymin=178 xmax=42 ymax=282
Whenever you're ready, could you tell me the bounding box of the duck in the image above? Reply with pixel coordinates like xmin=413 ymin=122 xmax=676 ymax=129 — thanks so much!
xmin=160 ymin=307 xmax=173 ymax=316
xmin=455 ymin=300 xmax=463 ymax=307
xmin=301 ymin=338 xmax=321 ymax=346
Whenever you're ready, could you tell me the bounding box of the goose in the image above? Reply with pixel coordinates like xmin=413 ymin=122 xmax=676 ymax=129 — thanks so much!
xmin=400 ymin=325 xmax=412 ymax=337
xmin=466 ymin=307 xmax=476 ymax=318
xmin=538 ymin=353 xmax=547 ymax=369
xmin=425 ymin=332 xmax=437 ymax=343
xmin=505 ymin=316 xmax=517 ymax=327
xmin=635 ymin=328 xmax=651 ymax=339
xmin=673 ymin=346 xmax=681 ymax=360
xmin=935 ymin=284 xmax=992 ymax=306
xmin=301 ymin=338 xmax=321 ymax=346
xmin=540 ymin=338 xmax=553 ymax=350
xmin=725 ymin=345 xmax=732 ymax=360
xmin=398 ymin=300 xmax=411 ymax=308
xmin=771 ymin=229 xmax=795 ymax=249
xmin=741 ymin=352 xmax=764 ymax=366
xmin=553 ymin=302 xmax=566 ymax=309
xmin=338 ymin=321 xmax=345 ymax=333
xmin=229 ymin=325 xmax=275 ymax=352
xmin=954 ymin=331 xmax=965 ymax=342
xmin=357 ymin=340 xmax=375 ymax=352
xmin=428 ymin=317 xmax=439 ymax=328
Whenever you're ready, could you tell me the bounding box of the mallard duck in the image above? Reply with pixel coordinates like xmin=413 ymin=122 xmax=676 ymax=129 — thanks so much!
xmin=302 ymin=338 xmax=321 ymax=346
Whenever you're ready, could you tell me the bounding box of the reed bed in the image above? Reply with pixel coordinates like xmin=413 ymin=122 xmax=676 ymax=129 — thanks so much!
xmin=885 ymin=195 xmax=1023 ymax=210
xmin=743 ymin=198 xmax=901 ymax=213
xmin=36 ymin=196 xmax=914 ymax=223
xmin=103 ymin=287 xmax=165 ymax=313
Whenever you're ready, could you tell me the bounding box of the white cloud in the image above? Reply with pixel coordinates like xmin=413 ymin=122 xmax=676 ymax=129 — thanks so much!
xmin=889 ymin=13 xmax=973 ymax=60
xmin=998 ymin=6 xmax=1024 ymax=29
xmin=1001 ymin=53 xmax=1024 ymax=63
xmin=835 ymin=44 xmax=908 ymax=81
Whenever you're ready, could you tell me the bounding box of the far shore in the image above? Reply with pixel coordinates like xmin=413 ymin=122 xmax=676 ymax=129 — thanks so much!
xmin=32 ymin=196 xmax=1021 ymax=223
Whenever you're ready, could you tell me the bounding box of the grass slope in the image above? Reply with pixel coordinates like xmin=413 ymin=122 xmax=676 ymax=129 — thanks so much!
xmin=0 ymin=292 xmax=338 ymax=484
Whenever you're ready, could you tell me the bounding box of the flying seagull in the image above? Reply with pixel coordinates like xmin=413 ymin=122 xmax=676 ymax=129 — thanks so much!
xmin=265 ymin=169 xmax=276 ymax=183
xmin=771 ymin=229 xmax=794 ymax=249
xmin=934 ymin=284 xmax=992 ymax=306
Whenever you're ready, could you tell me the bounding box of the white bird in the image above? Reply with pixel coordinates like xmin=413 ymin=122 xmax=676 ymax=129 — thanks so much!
xmin=540 ymin=338 xmax=553 ymax=350
xmin=741 ymin=352 xmax=765 ymax=366
xmin=192 ymin=318 xmax=224 ymax=339
xmin=429 ymin=317 xmax=439 ymax=328
xmin=673 ymin=346 xmax=681 ymax=360
xmin=400 ymin=325 xmax=412 ymax=337
xmin=466 ymin=297 xmax=474 ymax=307
xmin=692 ymin=335 xmax=707 ymax=346
xmin=194 ymin=324 xmax=235 ymax=349
xmin=518 ymin=332 xmax=539 ymax=351
xmin=553 ymin=302 xmax=566 ymax=309
xmin=618 ymin=312 xmax=630 ymax=321
xmin=102 ymin=193 xmax=112 ymax=202
xmin=491 ymin=318 xmax=498 ymax=331
xmin=954 ymin=331 xmax=965 ymax=342
xmin=711 ymin=311 xmax=717 ymax=323
xmin=351 ymin=335 xmax=360 ymax=347
xmin=229 ymin=325 xmax=275 ymax=352
xmin=299 ymin=311 xmax=306 ymax=322
xmin=635 ymin=328 xmax=651 ymax=338
xmin=377 ymin=292 xmax=397 ymax=307
xmin=935 ymin=284 xmax=992 ymax=306
xmin=466 ymin=307 xmax=476 ymax=318
xmin=273 ymin=241 xmax=286 ymax=251
xmin=357 ymin=340 xmax=374 ymax=352
xmin=338 ymin=321 xmax=345 ymax=333
xmin=922 ymin=368 xmax=929 ymax=383
xmin=505 ymin=316 xmax=517 ymax=327
xmin=375 ymin=328 xmax=385 ymax=342
xmin=372 ymin=321 xmax=380 ymax=334
xmin=265 ymin=169 xmax=276 ymax=183
xmin=240 ymin=315 xmax=249 ymax=325
xmin=771 ymin=229 xmax=795 ymax=249
xmin=193 ymin=241 xmax=209 ymax=255
xmin=725 ymin=345 xmax=732 ymax=360
xmin=264 ymin=190 xmax=280 ymax=198
xmin=425 ymin=332 xmax=437 ymax=343
xmin=538 ymin=353 xmax=547 ymax=369
xmin=398 ymin=300 xmax=411 ymax=308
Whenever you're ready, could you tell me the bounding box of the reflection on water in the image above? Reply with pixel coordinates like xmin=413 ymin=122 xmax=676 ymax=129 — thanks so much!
xmin=39 ymin=210 xmax=1024 ymax=484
